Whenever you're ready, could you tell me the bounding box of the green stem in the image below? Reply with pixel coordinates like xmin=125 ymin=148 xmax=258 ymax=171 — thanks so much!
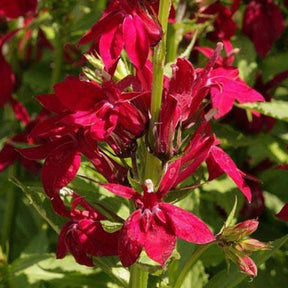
xmin=150 ymin=0 xmax=171 ymax=122
xmin=129 ymin=2 xmax=171 ymax=287
xmin=144 ymin=0 xmax=171 ymax=183
xmin=173 ymin=242 xmax=215 ymax=288
xmin=50 ymin=24 xmax=64 ymax=91
xmin=129 ymin=264 xmax=148 ymax=288
xmin=1 ymin=107 xmax=17 ymax=262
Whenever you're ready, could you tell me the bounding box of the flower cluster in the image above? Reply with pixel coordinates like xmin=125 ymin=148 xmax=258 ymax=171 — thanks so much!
xmin=1 ymin=0 xmax=285 ymax=282
xmin=217 ymin=219 xmax=271 ymax=277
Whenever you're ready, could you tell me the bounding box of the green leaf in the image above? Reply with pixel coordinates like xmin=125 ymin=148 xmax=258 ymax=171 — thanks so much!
xmin=8 ymin=253 xmax=116 ymax=288
xmin=238 ymin=100 xmax=288 ymax=122
xmin=224 ymin=196 xmax=238 ymax=228
xmin=100 ymin=220 xmax=123 ymax=233
xmin=10 ymin=178 xmax=64 ymax=233
xmin=204 ymin=234 xmax=288 ymax=288
xmin=181 ymin=260 xmax=209 ymax=288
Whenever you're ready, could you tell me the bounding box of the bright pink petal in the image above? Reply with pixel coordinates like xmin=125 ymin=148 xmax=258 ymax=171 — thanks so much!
xmin=210 ymin=70 xmax=264 ymax=119
xmin=159 ymin=203 xmax=215 ymax=244
xmin=54 ymin=77 xmax=102 ymax=111
xmin=99 ymin=21 xmax=124 ymax=71
xmin=100 ymin=183 xmax=137 ymax=200
xmin=207 ymin=146 xmax=252 ymax=202
xmin=118 ymin=210 xmax=144 ymax=267
xmin=123 ymin=14 xmax=149 ymax=68
xmin=143 ymin=218 xmax=176 ymax=266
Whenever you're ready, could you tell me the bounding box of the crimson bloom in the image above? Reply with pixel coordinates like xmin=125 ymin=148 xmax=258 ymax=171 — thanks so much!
xmin=198 ymin=0 xmax=239 ymax=41
xmin=243 ymin=0 xmax=285 ymax=58
xmin=0 ymin=0 xmax=37 ymax=19
xmin=0 ymin=52 xmax=15 ymax=108
xmin=79 ymin=0 xmax=162 ymax=70
xmin=196 ymin=42 xmax=264 ymax=118
xmin=57 ymin=196 xmax=119 ymax=266
xmin=50 ymin=76 xmax=148 ymax=142
xmin=206 ymin=144 xmax=252 ymax=202
xmin=102 ymin=178 xmax=215 ymax=267
xmin=20 ymin=126 xmax=127 ymax=216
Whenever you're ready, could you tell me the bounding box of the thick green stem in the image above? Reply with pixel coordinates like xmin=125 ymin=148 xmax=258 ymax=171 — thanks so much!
xmin=144 ymin=0 xmax=171 ymax=183
xmin=1 ymin=107 xmax=17 ymax=262
xmin=129 ymin=264 xmax=148 ymax=288
xmin=150 ymin=0 xmax=171 ymax=122
xmin=173 ymin=242 xmax=215 ymax=288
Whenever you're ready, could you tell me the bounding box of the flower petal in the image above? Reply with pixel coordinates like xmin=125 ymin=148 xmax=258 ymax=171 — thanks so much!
xmin=206 ymin=146 xmax=252 ymax=202
xmin=118 ymin=210 xmax=144 ymax=267
xmin=159 ymin=203 xmax=215 ymax=244
xmin=123 ymin=14 xmax=149 ymax=68
xmin=42 ymin=142 xmax=81 ymax=216
xmin=143 ymin=217 xmax=176 ymax=266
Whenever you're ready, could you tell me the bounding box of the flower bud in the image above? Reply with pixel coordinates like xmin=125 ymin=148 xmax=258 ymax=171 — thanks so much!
xmin=217 ymin=219 xmax=270 ymax=277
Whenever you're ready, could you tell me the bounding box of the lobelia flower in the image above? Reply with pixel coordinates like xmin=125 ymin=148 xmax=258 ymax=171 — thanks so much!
xmin=20 ymin=126 xmax=128 ymax=216
xmin=79 ymin=0 xmax=162 ymax=71
xmin=49 ymin=76 xmax=149 ymax=142
xmin=154 ymin=44 xmax=263 ymax=159
xmin=102 ymin=178 xmax=215 ymax=267
xmin=196 ymin=42 xmax=265 ymax=119
xmin=206 ymin=142 xmax=252 ymax=202
xmin=19 ymin=96 xmax=128 ymax=216
xmin=57 ymin=196 xmax=119 ymax=267
xmin=242 ymin=0 xmax=285 ymax=58
xmin=0 ymin=0 xmax=37 ymax=19
xmin=217 ymin=219 xmax=271 ymax=277
xmin=198 ymin=0 xmax=240 ymax=41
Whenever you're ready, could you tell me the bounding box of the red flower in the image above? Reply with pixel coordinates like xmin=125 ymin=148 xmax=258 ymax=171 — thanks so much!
xmin=49 ymin=76 xmax=148 ymax=141
xmin=243 ymin=0 xmax=284 ymax=58
xmin=0 ymin=53 xmax=15 ymax=108
xmin=102 ymin=177 xmax=215 ymax=267
xmin=276 ymin=203 xmax=288 ymax=222
xmin=20 ymin=127 xmax=128 ymax=216
xmin=206 ymin=144 xmax=252 ymax=202
xmin=198 ymin=1 xmax=238 ymax=41
xmin=0 ymin=0 xmax=37 ymax=19
xmin=209 ymin=67 xmax=264 ymax=118
xmin=79 ymin=0 xmax=162 ymax=70
xmin=57 ymin=196 xmax=119 ymax=266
